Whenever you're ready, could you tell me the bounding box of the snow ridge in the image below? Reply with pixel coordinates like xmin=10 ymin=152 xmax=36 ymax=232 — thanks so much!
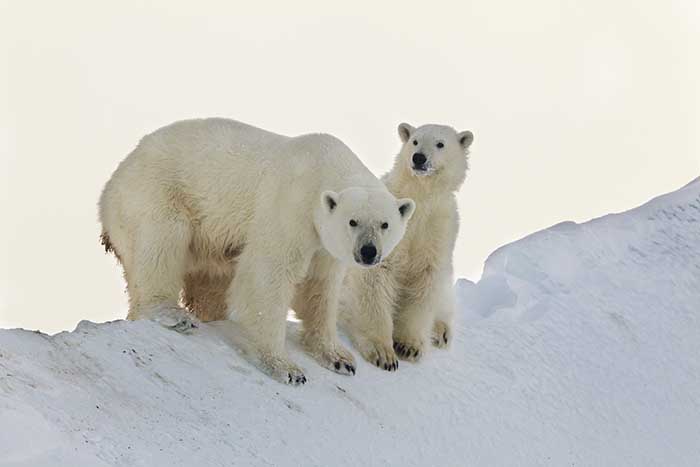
xmin=1 ymin=179 xmax=699 ymax=466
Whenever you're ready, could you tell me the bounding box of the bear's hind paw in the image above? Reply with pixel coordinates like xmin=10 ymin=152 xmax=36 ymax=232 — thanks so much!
xmin=149 ymin=306 xmax=199 ymax=334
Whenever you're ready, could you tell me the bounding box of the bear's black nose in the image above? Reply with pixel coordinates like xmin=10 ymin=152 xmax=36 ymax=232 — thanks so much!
xmin=412 ymin=153 xmax=427 ymax=167
xmin=360 ymin=244 xmax=378 ymax=264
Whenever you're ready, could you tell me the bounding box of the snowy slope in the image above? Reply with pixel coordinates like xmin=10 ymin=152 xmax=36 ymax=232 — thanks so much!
xmin=1 ymin=179 xmax=699 ymax=467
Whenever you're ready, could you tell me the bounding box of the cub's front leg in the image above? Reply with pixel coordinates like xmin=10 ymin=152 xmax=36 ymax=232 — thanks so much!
xmin=293 ymin=251 xmax=357 ymax=376
xmin=432 ymin=318 xmax=452 ymax=348
xmin=429 ymin=273 xmax=456 ymax=349
xmin=393 ymin=301 xmax=433 ymax=362
xmin=393 ymin=269 xmax=454 ymax=362
xmin=395 ymin=204 xmax=458 ymax=361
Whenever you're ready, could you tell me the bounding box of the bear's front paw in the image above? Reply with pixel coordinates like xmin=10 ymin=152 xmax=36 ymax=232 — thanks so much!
xmin=431 ymin=320 xmax=452 ymax=348
xmin=150 ymin=306 xmax=199 ymax=334
xmin=261 ymin=356 xmax=307 ymax=386
xmin=393 ymin=339 xmax=425 ymax=362
xmin=356 ymin=338 xmax=398 ymax=371
xmin=285 ymin=367 xmax=308 ymax=386
xmin=319 ymin=346 xmax=357 ymax=376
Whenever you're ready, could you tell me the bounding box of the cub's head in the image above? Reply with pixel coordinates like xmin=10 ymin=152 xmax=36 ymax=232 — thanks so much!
xmin=316 ymin=187 xmax=415 ymax=267
xmin=396 ymin=123 xmax=474 ymax=191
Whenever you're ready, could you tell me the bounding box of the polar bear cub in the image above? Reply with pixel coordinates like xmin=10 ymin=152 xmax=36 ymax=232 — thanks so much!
xmin=99 ymin=118 xmax=415 ymax=384
xmin=341 ymin=123 xmax=473 ymax=370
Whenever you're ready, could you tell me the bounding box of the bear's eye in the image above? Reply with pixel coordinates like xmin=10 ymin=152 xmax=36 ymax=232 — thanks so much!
xmin=436 ymin=142 xmax=444 ymax=149
xmin=381 ymin=222 xmax=389 ymax=230
xmin=412 ymin=139 xmax=418 ymax=146
xmin=349 ymin=219 xmax=358 ymax=227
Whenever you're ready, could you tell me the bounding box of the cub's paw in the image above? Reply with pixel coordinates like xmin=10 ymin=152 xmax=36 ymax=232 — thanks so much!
xmin=150 ymin=307 xmax=199 ymax=334
xmin=393 ymin=338 xmax=425 ymax=362
xmin=432 ymin=320 xmax=452 ymax=348
xmin=357 ymin=338 xmax=398 ymax=371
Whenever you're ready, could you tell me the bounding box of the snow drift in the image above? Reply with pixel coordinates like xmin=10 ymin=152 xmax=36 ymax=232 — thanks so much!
xmin=1 ymin=179 xmax=699 ymax=466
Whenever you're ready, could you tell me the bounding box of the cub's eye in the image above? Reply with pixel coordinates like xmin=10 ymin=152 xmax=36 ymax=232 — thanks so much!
xmin=349 ymin=219 xmax=358 ymax=227
xmin=412 ymin=139 xmax=418 ymax=146
xmin=436 ymin=142 xmax=444 ymax=149
xmin=381 ymin=222 xmax=389 ymax=230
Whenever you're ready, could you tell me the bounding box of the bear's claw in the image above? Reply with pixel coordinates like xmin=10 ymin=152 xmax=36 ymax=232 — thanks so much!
xmin=432 ymin=331 xmax=448 ymax=347
xmin=431 ymin=320 xmax=452 ymax=349
xmin=280 ymin=363 xmax=307 ymax=386
xmin=288 ymin=373 xmax=307 ymax=385
xmin=312 ymin=345 xmax=356 ymax=376
xmin=393 ymin=341 xmax=423 ymax=362
xmin=382 ymin=361 xmax=398 ymax=371
xmin=259 ymin=355 xmax=306 ymax=386
xmin=358 ymin=338 xmax=398 ymax=371
xmin=333 ymin=361 xmax=356 ymax=375
xmin=328 ymin=357 xmax=356 ymax=376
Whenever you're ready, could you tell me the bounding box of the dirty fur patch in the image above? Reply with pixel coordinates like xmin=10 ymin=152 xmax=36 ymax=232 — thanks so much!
xmin=100 ymin=232 xmax=121 ymax=263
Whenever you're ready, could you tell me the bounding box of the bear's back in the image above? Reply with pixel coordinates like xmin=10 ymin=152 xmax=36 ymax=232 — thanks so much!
xmin=105 ymin=118 xmax=382 ymax=223
xmin=143 ymin=118 xmax=287 ymax=164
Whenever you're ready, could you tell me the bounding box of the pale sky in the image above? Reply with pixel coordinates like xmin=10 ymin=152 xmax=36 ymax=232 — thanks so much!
xmin=1 ymin=0 xmax=698 ymax=333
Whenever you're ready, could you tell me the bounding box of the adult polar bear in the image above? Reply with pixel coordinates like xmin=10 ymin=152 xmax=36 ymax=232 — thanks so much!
xmin=341 ymin=123 xmax=473 ymax=370
xmin=99 ymin=118 xmax=415 ymax=385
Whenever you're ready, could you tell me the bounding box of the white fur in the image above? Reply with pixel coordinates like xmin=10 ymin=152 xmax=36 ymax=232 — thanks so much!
xmin=99 ymin=118 xmax=414 ymax=384
xmin=340 ymin=123 xmax=473 ymax=369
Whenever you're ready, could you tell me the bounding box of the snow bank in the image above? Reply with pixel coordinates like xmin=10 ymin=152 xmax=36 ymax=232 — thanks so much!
xmin=1 ymin=179 xmax=699 ymax=466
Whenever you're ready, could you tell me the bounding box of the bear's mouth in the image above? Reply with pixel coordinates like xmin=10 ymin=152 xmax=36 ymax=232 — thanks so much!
xmin=412 ymin=164 xmax=435 ymax=176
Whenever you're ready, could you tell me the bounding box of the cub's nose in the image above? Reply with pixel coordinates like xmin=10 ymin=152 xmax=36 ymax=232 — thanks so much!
xmin=412 ymin=153 xmax=427 ymax=167
xmin=360 ymin=244 xmax=378 ymax=265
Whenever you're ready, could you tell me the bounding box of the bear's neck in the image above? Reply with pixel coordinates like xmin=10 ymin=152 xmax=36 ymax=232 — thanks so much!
xmin=383 ymin=169 xmax=455 ymax=201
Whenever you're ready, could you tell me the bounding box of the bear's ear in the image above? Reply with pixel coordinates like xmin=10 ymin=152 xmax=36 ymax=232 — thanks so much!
xmin=321 ymin=191 xmax=339 ymax=213
xmin=397 ymin=198 xmax=416 ymax=221
xmin=457 ymin=130 xmax=474 ymax=150
xmin=398 ymin=123 xmax=416 ymax=143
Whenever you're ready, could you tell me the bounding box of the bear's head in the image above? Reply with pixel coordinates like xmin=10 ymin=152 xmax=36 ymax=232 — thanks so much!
xmin=316 ymin=187 xmax=415 ymax=267
xmin=395 ymin=123 xmax=474 ymax=192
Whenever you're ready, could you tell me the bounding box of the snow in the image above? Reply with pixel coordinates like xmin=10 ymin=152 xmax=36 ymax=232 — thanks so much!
xmin=1 ymin=178 xmax=699 ymax=466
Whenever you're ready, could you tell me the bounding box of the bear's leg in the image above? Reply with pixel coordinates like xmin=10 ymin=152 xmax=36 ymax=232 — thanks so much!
xmin=226 ymin=248 xmax=307 ymax=385
xmin=339 ymin=266 xmax=399 ymax=371
xmin=292 ymin=252 xmax=356 ymax=376
xmin=393 ymin=302 xmax=434 ymax=362
xmin=183 ymin=268 xmax=233 ymax=322
xmin=431 ymin=281 xmax=455 ymax=348
xmin=125 ymin=218 xmax=198 ymax=333
xmin=393 ymin=271 xmax=449 ymax=362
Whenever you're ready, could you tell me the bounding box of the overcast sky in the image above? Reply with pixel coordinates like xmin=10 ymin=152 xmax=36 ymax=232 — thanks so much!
xmin=1 ymin=0 xmax=698 ymax=333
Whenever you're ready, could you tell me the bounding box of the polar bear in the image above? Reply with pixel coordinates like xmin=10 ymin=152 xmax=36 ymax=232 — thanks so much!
xmin=340 ymin=123 xmax=473 ymax=370
xmin=99 ymin=118 xmax=415 ymax=384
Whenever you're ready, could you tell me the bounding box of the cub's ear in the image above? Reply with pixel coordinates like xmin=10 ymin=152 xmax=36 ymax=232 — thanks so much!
xmin=398 ymin=123 xmax=416 ymax=143
xmin=321 ymin=191 xmax=339 ymax=213
xmin=397 ymin=198 xmax=416 ymax=221
xmin=457 ymin=130 xmax=474 ymax=150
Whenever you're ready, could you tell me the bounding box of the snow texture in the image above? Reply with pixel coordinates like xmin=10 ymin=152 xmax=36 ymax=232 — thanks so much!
xmin=1 ymin=178 xmax=699 ymax=466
